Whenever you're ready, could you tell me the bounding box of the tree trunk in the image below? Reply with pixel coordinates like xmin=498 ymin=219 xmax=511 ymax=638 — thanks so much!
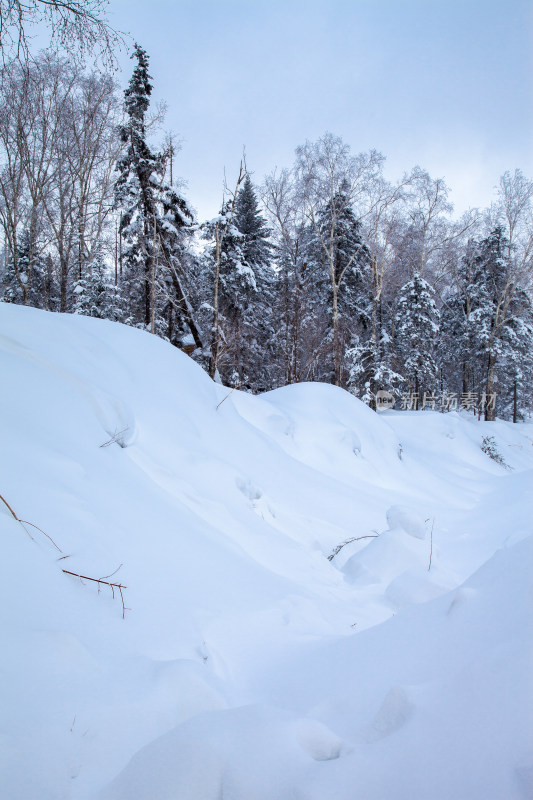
xmin=332 ymin=282 xmax=341 ymax=386
xmin=485 ymin=354 xmax=496 ymax=421
xmin=209 ymin=227 xmax=222 ymax=379
xmin=462 ymin=360 xmax=469 ymax=396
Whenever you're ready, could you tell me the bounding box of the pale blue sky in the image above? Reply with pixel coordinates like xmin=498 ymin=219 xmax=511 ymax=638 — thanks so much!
xmin=108 ymin=0 xmax=532 ymax=220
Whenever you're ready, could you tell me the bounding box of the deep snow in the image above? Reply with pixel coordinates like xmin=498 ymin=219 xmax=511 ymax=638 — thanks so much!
xmin=0 ymin=304 xmax=532 ymax=800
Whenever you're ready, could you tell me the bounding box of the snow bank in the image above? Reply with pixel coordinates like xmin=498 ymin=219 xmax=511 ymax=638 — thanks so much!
xmin=0 ymin=305 xmax=531 ymax=800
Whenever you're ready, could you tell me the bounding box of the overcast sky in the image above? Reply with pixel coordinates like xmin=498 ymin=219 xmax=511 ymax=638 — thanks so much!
xmin=108 ymin=0 xmax=532 ymax=221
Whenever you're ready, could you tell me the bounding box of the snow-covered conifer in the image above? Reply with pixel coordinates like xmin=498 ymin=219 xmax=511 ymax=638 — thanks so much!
xmin=315 ymin=181 xmax=372 ymax=386
xmin=115 ymin=44 xmax=200 ymax=348
xmin=394 ymin=273 xmax=440 ymax=404
xmin=468 ymin=227 xmax=533 ymax=419
xmin=73 ymin=244 xmax=120 ymax=320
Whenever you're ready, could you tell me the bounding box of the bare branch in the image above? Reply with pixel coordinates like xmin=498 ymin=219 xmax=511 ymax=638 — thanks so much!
xmin=328 ymin=534 xmax=379 ymax=561
xmin=0 ymin=0 xmax=127 ymax=69
xmin=62 ymin=568 xmax=129 ymax=618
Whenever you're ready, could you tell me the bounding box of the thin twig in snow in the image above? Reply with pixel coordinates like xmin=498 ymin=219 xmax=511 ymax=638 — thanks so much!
xmin=62 ymin=569 xmax=129 ymax=619
xmin=99 ymin=427 xmax=129 ymax=448
xmin=328 ymin=533 xmax=379 ymax=561
xmin=216 ymin=385 xmax=239 ymax=410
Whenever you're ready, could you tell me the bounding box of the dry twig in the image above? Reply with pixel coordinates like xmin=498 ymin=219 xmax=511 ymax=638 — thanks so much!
xmin=428 ymin=518 xmax=435 ymax=571
xmin=1 ymin=491 xmax=129 ymax=616
xmin=328 ymin=533 xmax=379 ymax=562
xmin=1 ymin=492 xmax=62 ymax=550
xmin=99 ymin=427 xmax=129 ymax=448
xmin=216 ymin=385 xmax=240 ymax=410
xmin=62 ymin=568 xmax=129 ymax=618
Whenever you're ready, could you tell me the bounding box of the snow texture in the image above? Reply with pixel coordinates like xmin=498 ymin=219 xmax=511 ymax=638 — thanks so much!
xmin=0 ymin=304 xmax=532 ymax=800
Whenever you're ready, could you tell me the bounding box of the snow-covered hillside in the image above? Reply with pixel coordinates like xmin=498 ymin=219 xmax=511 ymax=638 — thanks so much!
xmin=1 ymin=304 xmax=532 ymax=800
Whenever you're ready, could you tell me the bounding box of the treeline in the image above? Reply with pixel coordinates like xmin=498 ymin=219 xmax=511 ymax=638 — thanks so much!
xmin=1 ymin=46 xmax=532 ymax=421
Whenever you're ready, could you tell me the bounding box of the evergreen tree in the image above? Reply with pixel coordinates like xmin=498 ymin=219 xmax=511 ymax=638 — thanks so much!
xmin=346 ymin=327 xmax=404 ymax=406
xmin=2 ymin=249 xmax=25 ymax=305
xmin=1 ymin=230 xmax=49 ymax=307
xmin=468 ymin=227 xmax=533 ymax=419
xmin=498 ymin=287 xmax=533 ymax=421
xmin=315 ymin=181 xmax=372 ymax=386
xmin=394 ymin=273 xmax=440 ymax=405
xmin=199 ymin=200 xmax=247 ymax=383
xmin=273 ymin=222 xmax=330 ymax=385
xmin=40 ymin=253 xmax=60 ymax=311
xmin=439 ymin=240 xmax=483 ymax=406
xmin=218 ymin=199 xmax=255 ymax=325
xmin=115 ymin=44 xmax=201 ymax=347
xmin=204 ymin=174 xmax=275 ymax=388
xmin=234 ymin=174 xmax=272 ymax=271
xmin=73 ymin=244 xmax=120 ymax=320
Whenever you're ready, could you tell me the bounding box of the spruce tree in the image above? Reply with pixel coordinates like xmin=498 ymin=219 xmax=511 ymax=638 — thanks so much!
xmin=499 ymin=287 xmax=533 ymax=421
xmin=1 ymin=230 xmax=48 ymax=308
xmin=73 ymin=244 xmax=120 ymax=320
xmin=273 ymin=222 xmax=330 ymax=385
xmin=206 ymin=174 xmax=275 ymax=388
xmin=115 ymin=44 xmax=201 ymax=347
xmin=316 ymin=181 xmax=372 ymax=386
xmin=468 ymin=227 xmax=533 ymax=419
xmin=234 ymin=175 xmax=272 ymax=271
xmin=394 ymin=273 xmax=440 ymax=406
xmin=199 ymin=199 xmax=247 ymax=383
xmin=439 ymin=240 xmax=481 ymax=405
xmin=346 ymin=327 xmax=404 ymax=407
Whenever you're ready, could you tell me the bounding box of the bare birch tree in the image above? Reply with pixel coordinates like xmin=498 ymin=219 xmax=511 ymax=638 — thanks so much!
xmin=0 ymin=53 xmax=123 ymax=308
xmin=0 ymin=0 xmax=124 ymax=68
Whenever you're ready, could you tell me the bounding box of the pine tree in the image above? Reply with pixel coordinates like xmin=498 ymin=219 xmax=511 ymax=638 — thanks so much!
xmin=115 ymin=44 xmax=201 ymax=347
xmin=316 ymin=181 xmax=372 ymax=386
xmin=394 ymin=273 xmax=440 ymax=406
xmin=234 ymin=174 xmax=272 ymax=272
xmin=1 ymin=230 xmax=48 ymax=307
xmin=499 ymin=287 xmax=533 ymax=421
xmin=218 ymin=198 xmax=255 ymax=324
xmin=2 ymin=250 xmax=25 ymax=305
xmin=346 ymin=327 xmax=404 ymax=406
xmin=468 ymin=227 xmax=533 ymax=420
xmin=204 ymin=174 xmax=275 ymax=389
xmin=73 ymin=244 xmax=120 ymax=320
xmin=199 ymin=199 xmax=247 ymax=383
xmin=439 ymin=239 xmax=482 ymax=406
xmin=273 ymin=222 xmax=329 ymax=385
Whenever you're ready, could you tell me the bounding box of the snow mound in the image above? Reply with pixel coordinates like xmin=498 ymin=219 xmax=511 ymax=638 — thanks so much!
xmin=100 ymin=706 xmax=345 ymax=800
xmin=386 ymin=504 xmax=427 ymax=538
xmin=0 ymin=305 xmax=532 ymax=800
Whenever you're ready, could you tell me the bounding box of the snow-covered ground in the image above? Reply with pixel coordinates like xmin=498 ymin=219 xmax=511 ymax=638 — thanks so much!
xmin=1 ymin=304 xmax=532 ymax=800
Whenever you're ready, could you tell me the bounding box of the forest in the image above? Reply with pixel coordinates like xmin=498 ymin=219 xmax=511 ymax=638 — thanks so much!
xmin=1 ymin=6 xmax=532 ymax=798
xmin=1 ymin=44 xmax=532 ymax=421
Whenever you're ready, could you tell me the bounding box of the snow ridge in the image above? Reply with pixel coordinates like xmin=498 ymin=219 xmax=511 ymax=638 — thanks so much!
xmin=1 ymin=305 xmax=531 ymax=800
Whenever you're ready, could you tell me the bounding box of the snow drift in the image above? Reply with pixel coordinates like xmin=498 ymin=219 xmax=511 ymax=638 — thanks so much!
xmin=0 ymin=304 xmax=532 ymax=800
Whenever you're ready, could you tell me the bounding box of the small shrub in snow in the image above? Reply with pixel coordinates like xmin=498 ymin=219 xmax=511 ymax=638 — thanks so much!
xmin=481 ymin=436 xmax=511 ymax=469
xmin=99 ymin=427 xmax=130 ymax=448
